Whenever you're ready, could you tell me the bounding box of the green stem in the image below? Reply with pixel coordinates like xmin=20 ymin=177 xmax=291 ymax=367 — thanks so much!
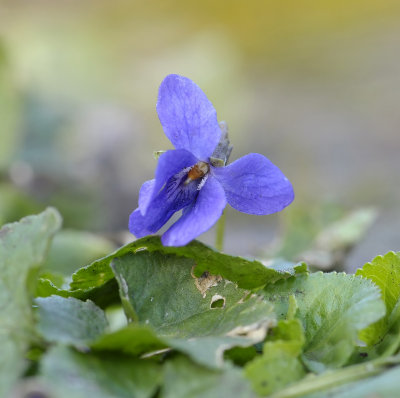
xmin=215 ymin=211 xmax=226 ymax=252
xmin=270 ymin=356 xmax=400 ymax=398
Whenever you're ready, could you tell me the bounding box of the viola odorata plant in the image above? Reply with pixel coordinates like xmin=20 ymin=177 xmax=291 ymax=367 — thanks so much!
xmin=129 ymin=74 xmax=294 ymax=246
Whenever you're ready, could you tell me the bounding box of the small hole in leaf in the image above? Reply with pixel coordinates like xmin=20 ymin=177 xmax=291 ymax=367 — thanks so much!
xmin=210 ymin=294 xmax=225 ymax=309
xmin=211 ymin=299 xmax=224 ymax=308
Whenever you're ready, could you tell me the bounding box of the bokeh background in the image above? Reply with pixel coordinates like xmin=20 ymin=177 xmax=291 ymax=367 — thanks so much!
xmin=0 ymin=0 xmax=399 ymax=270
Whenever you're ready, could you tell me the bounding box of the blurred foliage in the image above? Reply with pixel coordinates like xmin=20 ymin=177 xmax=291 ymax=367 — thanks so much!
xmin=0 ymin=42 xmax=20 ymax=170
xmin=42 ymin=229 xmax=116 ymax=276
xmin=0 ymin=183 xmax=41 ymax=226
xmin=266 ymin=204 xmax=377 ymax=270
xmin=271 ymin=203 xmax=346 ymax=260
xmin=0 ymin=0 xmax=398 ymax=260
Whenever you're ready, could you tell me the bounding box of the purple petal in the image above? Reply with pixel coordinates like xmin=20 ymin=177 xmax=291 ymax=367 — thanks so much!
xmin=161 ymin=176 xmax=227 ymax=246
xmin=138 ymin=179 xmax=155 ymax=215
xmin=141 ymin=149 xmax=198 ymax=215
xmin=129 ymin=209 xmax=158 ymax=238
xmin=130 ymin=191 xmax=175 ymax=238
xmin=129 ymin=173 xmax=199 ymax=238
xmin=212 ymin=153 xmax=294 ymax=215
xmin=156 ymin=74 xmax=221 ymax=160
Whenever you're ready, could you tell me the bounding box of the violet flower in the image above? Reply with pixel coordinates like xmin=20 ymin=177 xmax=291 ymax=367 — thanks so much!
xmin=129 ymin=74 xmax=294 ymax=246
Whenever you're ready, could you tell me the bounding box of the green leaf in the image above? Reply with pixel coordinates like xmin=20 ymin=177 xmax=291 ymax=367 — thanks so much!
xmin=263 ymin=272 xmax=385 ymax=372
xmin=111 ymin=250 xmax=276 ymax=368
xmin=161 ymin=356 xmax=255 ymax=398
xmin=92 ymin=325 xmax=261 ymax=370
xmin=246 ymin=344 xmax=305 ymax=396
xmin=111 ymin=251 xmax=272 ymax=336
xmin=0 ymin=208 xmax=61 ymax=397
xmin=362 ymin=300 xmax=400 ymax=360
xmin=70 ymin=236 xmax=304 ymax=293
xmin=39 ymin=271 xmax=65 ymax=288
xmin=35 ymin=296 xmax=108 ymax=347
xmin=356 ymin=252 xmax=400 ymax=348
xmin=42 ymin=229 xmax=116 ymax=276
xmin=287 ymin=294 xmax=299 ymax=320
xmin=40 ymin=345 xmax=162 ymax=398
xmin=36 ymin=274 xmax=120 ymax=309
xmin=92 ymin=324 xmax=168 ymax=357
xmin=245 ymin=319 xmax=306 ymax=395
xmin=167 ymin=336 xmax=264 ymax=369
xmin=224 ymin=346 xmax=258 ymax=367
xmin=268 ymin=318 xmax=305 ymax=355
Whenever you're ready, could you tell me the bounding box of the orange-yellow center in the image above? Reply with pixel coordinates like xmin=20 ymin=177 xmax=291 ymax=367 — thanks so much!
xmin=185 ymin=161 xmax=209 ymax=184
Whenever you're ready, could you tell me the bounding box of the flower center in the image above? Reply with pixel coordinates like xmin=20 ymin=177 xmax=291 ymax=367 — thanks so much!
xmin=184 ymin=161 xmax=209 ymax=185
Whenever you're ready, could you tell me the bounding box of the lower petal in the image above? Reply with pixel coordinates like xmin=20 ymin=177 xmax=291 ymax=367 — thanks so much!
xmin=212 ymin=153 xmax=294 ymax=215
xmin=142 ymin=149 xmax=198 ymax=215
xmin=129 ymin=209 xmax=153 ymax=238
xmin=161 ymin=177 xmax=227 ymax=246
xmin=130 ymin=174 xmax=199 ymax=239
xmin=129 ymin=199 xmax=175 ymax=239
xmin=138 ymin=179 xmax=155 ymax=215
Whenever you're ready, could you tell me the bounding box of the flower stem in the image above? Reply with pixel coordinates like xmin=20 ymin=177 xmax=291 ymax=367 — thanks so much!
xmin=215 ymin=211 xmax=226 ymax=252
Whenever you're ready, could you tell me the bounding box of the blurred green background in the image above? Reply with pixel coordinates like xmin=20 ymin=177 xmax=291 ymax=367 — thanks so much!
xmin=0 ymin=0 xmax=399 ymax=268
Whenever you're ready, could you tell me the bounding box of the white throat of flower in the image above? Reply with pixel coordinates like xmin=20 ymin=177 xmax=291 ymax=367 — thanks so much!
xmin=197 ymin=174 xmax=208 ymax=190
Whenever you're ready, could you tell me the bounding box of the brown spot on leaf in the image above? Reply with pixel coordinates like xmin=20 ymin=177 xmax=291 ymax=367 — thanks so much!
xmin=191 ymin=266 xmax=222 ymax=298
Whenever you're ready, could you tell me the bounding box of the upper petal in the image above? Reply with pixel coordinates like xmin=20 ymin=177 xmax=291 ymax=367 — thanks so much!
xmin=212 ymin=153 xmax=294 ymax=215
xmin=156 ymin=74 xmax=221 ymax=160
xmin=161 ymin=176 xmax=227 ymax=246
xmin=141 ymin=149 xmax=198 ymax=215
